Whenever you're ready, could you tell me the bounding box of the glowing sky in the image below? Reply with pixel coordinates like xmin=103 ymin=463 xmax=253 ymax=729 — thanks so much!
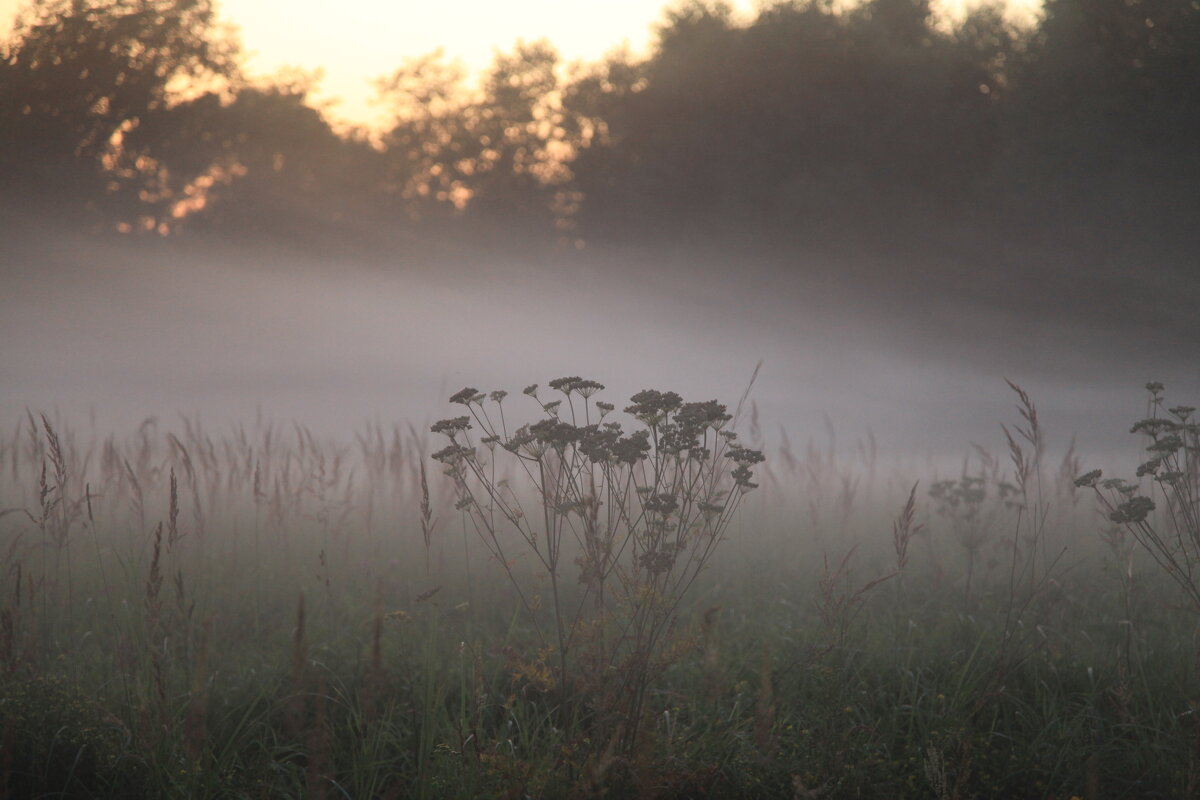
xmin=1 ymin=0 xmax=1041 ymax=129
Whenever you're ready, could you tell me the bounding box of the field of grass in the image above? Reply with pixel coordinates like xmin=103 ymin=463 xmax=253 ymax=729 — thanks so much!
xmin=1 ymin=381 xmax=1197 ymax=799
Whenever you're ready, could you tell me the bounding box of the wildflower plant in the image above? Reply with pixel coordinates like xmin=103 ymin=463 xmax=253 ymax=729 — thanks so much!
xmin=928 ymin=463 xmax=1019 ymax=602
xmin=1077 ymin=383 xmax=1200 ymax=611
xmin=430 ymin=377 xmax=762 ymax=752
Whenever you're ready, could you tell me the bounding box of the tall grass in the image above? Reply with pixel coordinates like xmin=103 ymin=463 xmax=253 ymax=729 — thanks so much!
xmin=0 ymin=381 xmax=1196 ymax=797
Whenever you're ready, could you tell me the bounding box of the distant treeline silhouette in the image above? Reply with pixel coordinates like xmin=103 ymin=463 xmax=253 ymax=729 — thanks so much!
xmin=2 ymin=0 xmax=1198 ymax=271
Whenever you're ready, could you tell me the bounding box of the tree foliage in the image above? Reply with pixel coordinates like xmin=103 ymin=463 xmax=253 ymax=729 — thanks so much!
xmin=2 ymin=0 xmax=1197 ymax=259
xmin=0 ymin=0 xmax=236 ymax=224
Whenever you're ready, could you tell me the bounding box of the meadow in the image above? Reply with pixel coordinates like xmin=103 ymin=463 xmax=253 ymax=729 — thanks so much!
xmin=1 ymin=379 xmax=1196 ymax=799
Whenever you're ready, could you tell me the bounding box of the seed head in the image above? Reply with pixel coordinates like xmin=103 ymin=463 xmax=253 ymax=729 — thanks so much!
xmin=450 ymin=387 xmax=480 ymax=405
xmin=1136 ymin=457 xmax=1163 ymax=477
xmin=676 ymin=400 xmax=731 ymax=431
xmin=431 ymin=416 xmax=472 ymax=437
xmin=432 ymin=444 xmax=475 ymax=464
xmin=1169 ymin=405 xmax=1195 ymax=421
xmin=575 ymin=380 xmax=604 ymax=398
xmin=726 ymin=445 xmax=765 ymax=465
xmin=1131 ymin=418 xmax=1177 ymax=436
xmin=529 ymin=419 xmax=579 ymax=450
xmin=1110 ymin=496 xmax=1155 ymax=524
xmin=625 ymin=390 xmax=683 ymax=423
xmin=643 ymin=493 xmax=678 ymax=515
xmin=611 ymin=430 xmax=651 ymax=464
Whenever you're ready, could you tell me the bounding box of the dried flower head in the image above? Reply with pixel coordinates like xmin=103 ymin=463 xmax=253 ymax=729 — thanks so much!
xmin=578 ymin=424 xmax=619 ymax=463
xmin=612 ymin=430 xmax=651 ymax=464
xmin=431 ymin=416 xmax=472 ymax=437
xmin=726 ymin=444 xmax=766 ymax=465
xmin=675 ymin=400 xmax=731 ymax=431
xmin=549 ymin=376 xmax=583 ymax=393
xmin=529 ymin=419 xmax=579 ymax=450
xmin=575 ymin=380 xmax=604 ymax=398
xmin=1147 ymin=434 xmax=1183 ymax=454
xmin=1131 ymin=418 xmax=1177 ymax=437
xmin=1168 ymin=405 xmax=1195 ymax=421
xmin=643 ymin=493 xmax=678 ymax=516
xmin=625 ymin=390 xmax=683 ymax=423
xmin=1110 ymin=496 xmax=1155 ymax=524
xmin=450 ymin=387 xmax=480 ymax=405
xmin=432 ymin=444 xmax=475 ymax=464
xmin=1136 ymin=457 xmax=1163 ymax=477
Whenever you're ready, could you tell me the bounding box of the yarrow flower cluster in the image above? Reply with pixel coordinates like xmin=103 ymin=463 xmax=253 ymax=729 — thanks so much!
xmin=430 ymin=416 xmax=471 ymax=436
xmin=430 ymin=379 xmax=764 ymax=561
xmin=1077 ymin=381 xmax=1200 ymax=611
xmin=427 ymin=374 xmax=765 ymax=759
xmin=428 ymin=375 xmax=762 ymax=712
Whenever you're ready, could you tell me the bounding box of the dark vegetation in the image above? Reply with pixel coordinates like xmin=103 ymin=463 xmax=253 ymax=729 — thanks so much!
xmin=1 ymin=381 xmax=1200 ymax=798
xmin=2 ymin=0 xmax=1198 ymax=328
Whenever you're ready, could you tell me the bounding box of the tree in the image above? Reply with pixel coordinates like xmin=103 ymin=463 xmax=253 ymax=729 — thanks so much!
xmin=0 ymin=0 xmax=238 ymax=226
xmin=125 ymin=73 xmax=384 ymax=240
xmin=1004 ymin=0 xmax=1200 ymax=222
xmin=564 ymin=0 xmax=1009 ymax=242
xmin=376 ymin=41 xmax=573 ymax=241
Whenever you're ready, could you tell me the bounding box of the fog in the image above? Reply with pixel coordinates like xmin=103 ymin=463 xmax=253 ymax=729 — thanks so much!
xmin=4 ymin=0 xmax=1198 ymax=479
xmin=4 ymin=223 xmax=1194 ymax=474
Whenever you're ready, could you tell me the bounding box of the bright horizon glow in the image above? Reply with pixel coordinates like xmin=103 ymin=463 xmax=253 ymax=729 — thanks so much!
xmin=0 ymin=0 xmax=1042 ymax=130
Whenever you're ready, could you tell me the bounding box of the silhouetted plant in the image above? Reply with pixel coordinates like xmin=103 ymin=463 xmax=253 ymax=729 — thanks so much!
xmin=430 ymin=377 xmax=762 ymax=755
xmin=1077 ymin=382 xmax=1200 ymax=612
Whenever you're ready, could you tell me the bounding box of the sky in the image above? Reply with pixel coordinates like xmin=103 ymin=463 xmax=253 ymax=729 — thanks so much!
xmin=0 ymin=0 xmax=1042 ymax=129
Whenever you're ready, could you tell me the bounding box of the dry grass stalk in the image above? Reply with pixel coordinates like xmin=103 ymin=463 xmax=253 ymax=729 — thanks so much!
xmin=754 ymin=642 xmax=777 ymax=763
xmin=893 ymin=481 xmax=921 ymax=572
xmin=123 ymin=457 xmax=145 ymax=531
xmin=167 ymin=468 xmax=181 ymax=548
xmin=144 ymin=522 xmax=168 ymax=731
xmin=185 ymin=616 xmax=211 ymax=762
xmin=286 ymin=591 xmax=308 ymax=741
xmin=305 ymin=678 xmax=331 ymax=800
xmin=0 ymin=558 xmax=21 ymax=675
xmin=419 ymin=459 xmax=434 ymax=573
xmin=362 ymin=587 xmax=384 ymax=725
xmin=0 ymin=715 xmax=12 ymax=800
xmin=700 ymin=605 xmax=722 ymax=699
xmin=816 ymin=547 xmax=895 ymax=651
xmin=145 ymin=522 xmax=163 ymax=622
xmin=0 ymin=609 xmax=14 ymax=677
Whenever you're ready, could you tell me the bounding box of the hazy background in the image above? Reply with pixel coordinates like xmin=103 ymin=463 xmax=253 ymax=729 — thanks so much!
xmin=2 ymin=0 xmax=1198 ymax=469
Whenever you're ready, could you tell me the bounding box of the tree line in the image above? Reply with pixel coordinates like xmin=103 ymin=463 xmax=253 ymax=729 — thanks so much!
xmin=2 ymin=0 xmax=1197 ymax=264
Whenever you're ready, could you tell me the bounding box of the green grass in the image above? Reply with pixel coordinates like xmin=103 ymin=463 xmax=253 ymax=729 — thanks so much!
xmin=1 ymin=386 xmax=1197 ymax=798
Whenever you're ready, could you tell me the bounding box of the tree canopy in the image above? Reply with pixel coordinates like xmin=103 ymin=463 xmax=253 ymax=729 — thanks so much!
xmin=2 ymin=0 xmax=1197 ymax=274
